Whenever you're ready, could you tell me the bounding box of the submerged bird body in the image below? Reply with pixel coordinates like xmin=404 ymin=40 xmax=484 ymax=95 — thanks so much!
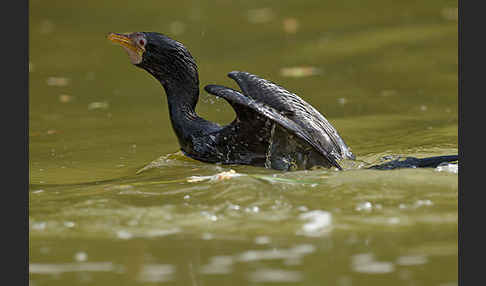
xmin=108 ymin=32 xmax=456 ymax=171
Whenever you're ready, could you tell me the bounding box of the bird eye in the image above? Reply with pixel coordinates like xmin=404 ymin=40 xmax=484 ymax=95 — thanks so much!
xmin=139 ymin=39 xmax=146 ymax=46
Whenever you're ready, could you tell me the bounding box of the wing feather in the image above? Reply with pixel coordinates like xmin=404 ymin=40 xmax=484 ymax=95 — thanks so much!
xmin=227 ymin=71 xmax=354 ymax=161
xmin=204 ymin=84 xmax=341 ymax=169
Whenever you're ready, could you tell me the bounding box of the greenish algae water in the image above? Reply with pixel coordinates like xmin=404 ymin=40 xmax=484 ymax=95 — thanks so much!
xmin=30 ymin=0 xmax=458 ymax=285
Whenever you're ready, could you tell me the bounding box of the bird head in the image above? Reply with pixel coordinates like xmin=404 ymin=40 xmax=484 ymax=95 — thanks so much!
xmin=108 ymin=32 xmax=198 ymax=87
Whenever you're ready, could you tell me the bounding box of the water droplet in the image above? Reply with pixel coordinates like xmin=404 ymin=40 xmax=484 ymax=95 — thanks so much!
xmin=255 ymin=236 xmax=271 ymax=245
xmin=299 ymin=210 xmax=332 ymax=236
xmin=355 ymin=202 xmax=373 ymax=211
xmin=32 ymin=222 xmax=46 ymax=231
xmin=202 ymin=233 xmax=213 ymax=240
xmin=396 ymin=255 xmax=428 ymax=266
xmin=388 ymin=217 xmax=400 ymax=224
xmin=282 ymin=18 xmax=299 ymax=34
xmin=88 ymin=101 xmax=109 ymax=110
xmin=116 ymin=230 xmax=133 ymax=240
xmin=64 ymin=221 xmax=75 ymax=228
xmin=337 ymin=98 xmax=348 ymax=105
xmin=59 ymin=94 xmax=73 ymax=103
xmin=46 ymin=77 xmax=70 ymax=87
xmin=74 ymin=252 xmax=88 ymax=262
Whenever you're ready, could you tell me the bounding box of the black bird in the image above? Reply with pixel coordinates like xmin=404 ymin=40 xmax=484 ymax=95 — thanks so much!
xmin=108 ymin=32 xmax=457 ymax=171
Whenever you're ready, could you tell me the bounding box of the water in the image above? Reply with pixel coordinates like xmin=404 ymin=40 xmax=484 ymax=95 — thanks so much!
xmin=265 ymin=123 xmax=276 ymax=169
xmin=30 ymin=0 xmax=458 ymax=285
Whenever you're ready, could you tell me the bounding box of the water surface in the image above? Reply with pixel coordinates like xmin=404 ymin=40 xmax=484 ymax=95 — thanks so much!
xmin=30 ymin=0 xmax=458 ymax=285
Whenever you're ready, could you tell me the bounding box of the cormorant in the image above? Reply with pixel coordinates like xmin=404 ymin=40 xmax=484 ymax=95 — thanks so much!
xmin=108 ymin=32 xmax=457 ymax=171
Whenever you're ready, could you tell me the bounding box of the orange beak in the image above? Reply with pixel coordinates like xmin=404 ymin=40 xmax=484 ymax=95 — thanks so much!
xmin=108 ymin=32 xmax=145 ymax=63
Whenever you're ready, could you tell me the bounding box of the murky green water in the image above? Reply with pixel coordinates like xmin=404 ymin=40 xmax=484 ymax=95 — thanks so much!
xmin=30 ymin=0 xmax=458 ymax=285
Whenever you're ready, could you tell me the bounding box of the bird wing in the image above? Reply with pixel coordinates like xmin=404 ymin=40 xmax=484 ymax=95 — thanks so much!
xmin=204 ymin=84 xmax=342 ymax=169
xmin=226 ymin=71 xmax=354 ymax=161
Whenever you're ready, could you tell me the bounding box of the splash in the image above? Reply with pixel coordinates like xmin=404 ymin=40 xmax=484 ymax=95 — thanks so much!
xmin=187 ymin=169 xmax=244 ymax=183
xmin=265 ymin=123 xmax=277 ymax=169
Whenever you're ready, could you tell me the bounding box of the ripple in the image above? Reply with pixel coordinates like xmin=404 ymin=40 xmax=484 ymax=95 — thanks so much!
xmin=200 ymin=256 xmax=233 ymax=275
xmin=74 ymin=251 xmax=88 ymax=262
xmin=298 ymin=210 xmax=332 ymax=236
xmin=396 ymin=255 xmax=428 ymax=266
xmin=255 ymin=236 xmax=271 ymax=245
xmin=238 ymin=249 xmax=293 ymax=262
xmin=248 ymin=269 xmax=302 ymax=283
xmin=137 ymin=264 xmax=175 ymax=283
xmin=237 ymin=244 xmax=316 ymax=264
xmin=436 ymin=163 xmax=458 ymax=174
xmin=187 ymin=169 xmax=244 ymax=183
xmin=31 ymin=222 xmax=47 ymax=231
xmin=115 ymin=227 xmax=181 ymax=240
xmin=30 ymin=262 xmax=115 ymax=274
xmin=355 ymin=201 xmax=373 ymax=212
xmin=351 ymin=253 xmax=395 ymax=274
xmin=352 ymin=261 xmax=395 ymax=274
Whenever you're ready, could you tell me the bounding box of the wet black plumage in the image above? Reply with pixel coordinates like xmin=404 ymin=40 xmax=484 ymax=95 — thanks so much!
xmin=108 ymin=32 xmax=457 ymax=171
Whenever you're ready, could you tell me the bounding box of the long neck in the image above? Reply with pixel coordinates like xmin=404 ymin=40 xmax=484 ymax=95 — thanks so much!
xmin=162 ymin=81 xmax=200 ymax=138
xmin=163 ymin=78 xmax=199 ymax=111
xmin=160 ymin=80 xmax=219 ymax=152
xmin=163 ymin=75 xmax=199 ymax=112
xmin=141 ymin=51 xmax=220 ymax=151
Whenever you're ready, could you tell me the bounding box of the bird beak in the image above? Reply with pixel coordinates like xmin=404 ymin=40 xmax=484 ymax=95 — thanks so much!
xmin=108 ymin=32 xmax=144 ymax=64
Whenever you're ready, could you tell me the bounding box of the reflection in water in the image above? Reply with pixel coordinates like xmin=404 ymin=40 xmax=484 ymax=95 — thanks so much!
xmin=187 ymin=169 xmax=244 ymax=183
xmin=436 ymin=163 xmax=458 ymax=174
xmin=395 ymin=255 xmax=428 ymax=266
xmin=238 ymin=244 xmax=315 ymax=264
xmin=298 ymin=210 xmax=332 ymax=236
xmin=30 ymin=262 xmax=115 ymax=274
xmin=74 ymin=251 xmax=88 ymax=262
xmin=248 ymin=269 xmax=302 ymax=283
xmin=199 ymin=256 xmax=233 ymax=275
xmin=116 ymin=228 xmax=182 ymax=240
xmin=351 ymin=253 xmax=395 ymax=274
xmin=255 ymin=235 xmax=271 ymax=245
xmin=137 ymin=264 xmax=175 ymax=283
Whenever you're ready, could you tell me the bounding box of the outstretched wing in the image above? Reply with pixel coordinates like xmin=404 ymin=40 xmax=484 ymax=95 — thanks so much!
xmin=227 ymin=71 xmax=354 ymax=161
xmin=204 ymin=84 xmax=342 ymax=169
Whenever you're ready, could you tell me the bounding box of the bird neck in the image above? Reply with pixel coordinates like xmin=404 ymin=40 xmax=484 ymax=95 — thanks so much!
xmin=160 ymin=81 xmax=215 ymax=153
xmin=163 ymin=80 xmax=199 ymax=113
xmin=163 ymin=81 xmax=200 ymax=130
